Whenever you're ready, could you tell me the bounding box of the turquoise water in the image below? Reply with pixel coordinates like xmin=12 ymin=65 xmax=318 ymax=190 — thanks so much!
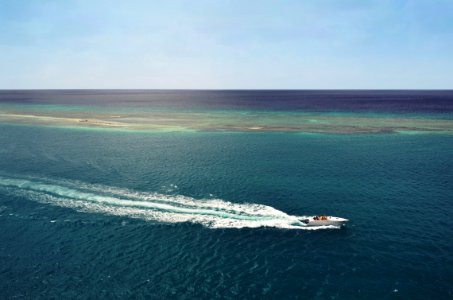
xmin=1 ymin=124 xmax=452 ymax=299
xmin=1 ymin=90 xmax=453 ymax=299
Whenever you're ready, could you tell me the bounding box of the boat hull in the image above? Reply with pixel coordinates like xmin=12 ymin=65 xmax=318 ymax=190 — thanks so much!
xmin=301 ymin=216 xmax=348 ymax=227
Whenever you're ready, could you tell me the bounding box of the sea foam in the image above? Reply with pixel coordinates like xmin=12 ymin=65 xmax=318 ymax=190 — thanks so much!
xmin=0 ymin=175 xmax=339 ymax=230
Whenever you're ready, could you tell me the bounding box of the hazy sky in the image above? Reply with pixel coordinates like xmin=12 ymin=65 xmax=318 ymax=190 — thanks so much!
xmin=1 ymin=0 xmax=452 ymax=89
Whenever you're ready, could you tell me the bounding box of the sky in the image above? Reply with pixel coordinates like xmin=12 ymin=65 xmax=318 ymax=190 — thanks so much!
xmin=0 ymin=0 xmax=452 ymax=89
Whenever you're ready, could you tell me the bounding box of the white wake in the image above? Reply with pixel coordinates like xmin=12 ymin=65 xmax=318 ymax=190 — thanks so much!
xmin=0 ymin=175 xmax=339 ymax=230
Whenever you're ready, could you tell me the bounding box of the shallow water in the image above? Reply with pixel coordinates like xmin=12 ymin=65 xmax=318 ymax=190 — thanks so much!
xmin=1 ymin=90 xmax=453 ymax=134
xmin=0 ymin=91 xmax=453 ymax=299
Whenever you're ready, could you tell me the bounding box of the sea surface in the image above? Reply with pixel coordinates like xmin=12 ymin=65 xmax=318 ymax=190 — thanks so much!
xmin=0 ymin=90 xmax=452 ymax=299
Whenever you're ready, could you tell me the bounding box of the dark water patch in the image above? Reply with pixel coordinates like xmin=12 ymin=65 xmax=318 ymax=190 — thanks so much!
xmin=1 ymin=89 xmax=453 ymax=113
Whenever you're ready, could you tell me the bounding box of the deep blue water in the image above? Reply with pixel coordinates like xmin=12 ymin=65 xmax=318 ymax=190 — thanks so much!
xmin=1 ymin=91 xmax=453 ymax=299
xmin=1 ymin=89 xmax=453 ymax=113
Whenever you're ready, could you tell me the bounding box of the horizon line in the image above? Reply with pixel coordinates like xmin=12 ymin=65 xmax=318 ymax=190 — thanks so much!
xmin=1 ymin=88 xmax=452 ymax=92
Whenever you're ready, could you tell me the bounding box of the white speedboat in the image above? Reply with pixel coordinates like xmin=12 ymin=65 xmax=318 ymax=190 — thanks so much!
xmin=300 ymin=216 xmax=348 ymax=227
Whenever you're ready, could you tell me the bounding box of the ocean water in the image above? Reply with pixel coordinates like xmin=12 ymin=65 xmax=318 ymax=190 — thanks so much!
xmin=0 ymin=91 xmax=452 ymax=299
